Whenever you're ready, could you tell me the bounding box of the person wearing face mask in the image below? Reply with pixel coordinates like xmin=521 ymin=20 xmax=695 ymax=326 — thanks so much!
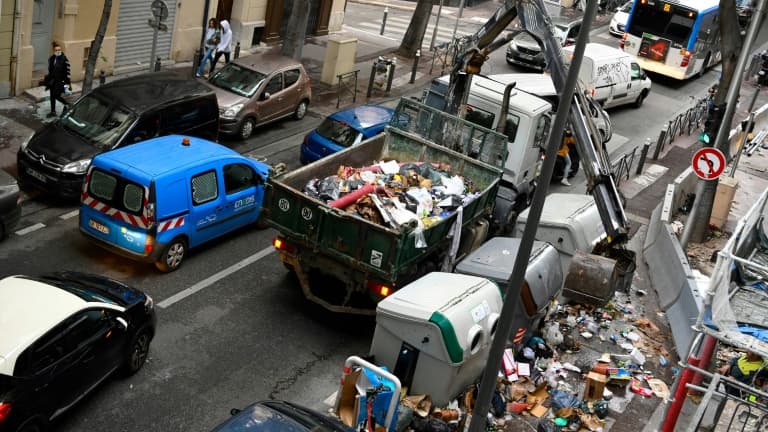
xmin=210 ymin=20 xmax=232 ymax=74
xmin=45 ymin=42 xmax=71 ymax=118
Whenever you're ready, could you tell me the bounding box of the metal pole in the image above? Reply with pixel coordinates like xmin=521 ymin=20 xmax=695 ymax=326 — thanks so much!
xmin=380 ymin=7 xmax=389 ymax=35
xmin=636 ymin=138 xmax=651 ymax=175
xmin=467 ymin=1 xmax=599 ymax=431
xmin=680 ymin=0 xmax=767 ymax=248
xmin=748 ymin=84 xmax=762 ymax=113
xmin=410 ymin=50 xmax=420 ymax=84
xmin=451 ymin=0 xmax=466 ymax=38
xmin=429 ymin=0 xmax=445 ymax=51
xmin=149 ymin=24 xmax=160 ymax=72
xmin=729 ymin=112 xmax=755 ymax=177
xmin=652 ymin=127 xmax=667 ymax=160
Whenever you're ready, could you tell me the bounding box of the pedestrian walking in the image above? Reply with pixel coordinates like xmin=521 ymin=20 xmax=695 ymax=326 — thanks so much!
xmin=558 ymin=128 xmax=575 ymax=186
xmin=196 ymin=18 xmax=220 ymax=77
xmin=45 ymin=42 xmax=71 ymax=118
xmin=210 ymin=20 xmax=232 ymax=74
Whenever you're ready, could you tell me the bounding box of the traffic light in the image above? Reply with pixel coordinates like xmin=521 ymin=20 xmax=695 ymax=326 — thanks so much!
xmin=699 ymin=132 xmax=711 ymax=144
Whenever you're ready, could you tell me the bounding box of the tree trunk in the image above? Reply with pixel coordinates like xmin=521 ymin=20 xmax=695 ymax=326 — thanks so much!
xmin=396 ymin=0 xmax=434 ymax=58
xmin=688 ymin=0 xmax=741 ymax=243
xmin=82 ymin=0 xmax=113 ymax=94
xmin=281 ymin=0 xmax=310 ymax=61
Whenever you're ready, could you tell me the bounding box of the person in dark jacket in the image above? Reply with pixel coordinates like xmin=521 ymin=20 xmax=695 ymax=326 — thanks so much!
xmin=46 ymin=43 xmax=71 ymax=118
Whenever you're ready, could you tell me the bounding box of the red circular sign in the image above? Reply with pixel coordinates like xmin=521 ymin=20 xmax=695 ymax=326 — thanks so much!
xmin=692 ymin=148 xmax=726 ymax=180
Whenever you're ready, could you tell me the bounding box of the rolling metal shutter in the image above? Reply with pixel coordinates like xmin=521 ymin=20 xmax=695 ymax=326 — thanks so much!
xmin=114 ymin=0 xmax=177 ymax=67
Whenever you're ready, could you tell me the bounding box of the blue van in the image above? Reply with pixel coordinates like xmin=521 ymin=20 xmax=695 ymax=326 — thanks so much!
xmin=79 ymin=135 xmax=270 ymax=272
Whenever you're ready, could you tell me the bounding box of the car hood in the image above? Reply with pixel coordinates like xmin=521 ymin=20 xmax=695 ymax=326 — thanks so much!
xmin=512 ymin=33 xmax=542 ymax=51
xmin=613 ymin=11 xmax=629 ymax=24
xmin=201 ymin=80 xmax=249 ymax=108
xmin=27 ymin=122 xmax=100 ymax=164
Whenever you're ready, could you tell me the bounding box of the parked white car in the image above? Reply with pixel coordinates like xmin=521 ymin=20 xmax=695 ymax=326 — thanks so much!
xmin=609 ymin=1 xmax=633 ymax=37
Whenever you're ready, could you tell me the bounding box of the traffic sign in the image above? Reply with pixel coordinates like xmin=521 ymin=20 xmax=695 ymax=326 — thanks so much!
xmin=151 ymin=0 xmax=169 ymax=22
xmin=148 ymin=19 xmax=168 ymax=32
xmin=692 ymin=147 xmax=726 ymax=180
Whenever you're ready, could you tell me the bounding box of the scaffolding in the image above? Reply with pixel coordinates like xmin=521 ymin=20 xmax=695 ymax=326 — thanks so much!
xmin=670 ymin=187 xmax=768 ymax=431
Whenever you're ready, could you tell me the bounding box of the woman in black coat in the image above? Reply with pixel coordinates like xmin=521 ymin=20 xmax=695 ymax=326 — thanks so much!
xmin=46 ymin=43 xmax=71 ymax=117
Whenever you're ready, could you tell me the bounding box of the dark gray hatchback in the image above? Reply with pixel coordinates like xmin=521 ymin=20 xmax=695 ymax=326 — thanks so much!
xmin=17 ymin=72 xmax=219 ymax=201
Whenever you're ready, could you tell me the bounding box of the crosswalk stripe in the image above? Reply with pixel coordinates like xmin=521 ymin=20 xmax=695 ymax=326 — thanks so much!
xmin=358 ymin=23 xmax=465 ymax=42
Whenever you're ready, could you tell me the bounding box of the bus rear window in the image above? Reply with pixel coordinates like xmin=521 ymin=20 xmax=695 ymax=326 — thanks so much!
xmin=628 ymin=4 xmax=696 ymax=45
xmin=88 ymin=169 xmax=145 ymax=215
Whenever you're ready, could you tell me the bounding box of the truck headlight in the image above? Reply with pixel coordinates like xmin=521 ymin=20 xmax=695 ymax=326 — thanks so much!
xmin=223 ymin=104 xmax=244 ymax=119
xmin=61 ymin=158 xmax=91 ymax=174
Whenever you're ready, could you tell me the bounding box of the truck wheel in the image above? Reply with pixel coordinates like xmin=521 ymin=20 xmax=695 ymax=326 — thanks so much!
xmin=239 ymin=118 xmax=256 ymax=140
xmin=634 ymin=90 xmax=647 ymax=108
xmin=155 ymin=237 xmax=187 ymax=272
xmin=294 ymin=100 xmax=308 ymax=120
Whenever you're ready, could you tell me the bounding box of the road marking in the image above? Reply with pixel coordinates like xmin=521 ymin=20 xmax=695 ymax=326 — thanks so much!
xmin=157 ymin=246 xmax=275 ymax=309
xmin=60 ymin=210 xmax=79 ymax=220
xmin=15 ymin=223 xmax=45 ymax=236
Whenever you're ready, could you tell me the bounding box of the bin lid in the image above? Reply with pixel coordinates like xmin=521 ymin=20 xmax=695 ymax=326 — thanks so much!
xmin=517 ymin=193 xmax=606 ymax=248
xmin=377 ymin=272 xmax=498 ymax=321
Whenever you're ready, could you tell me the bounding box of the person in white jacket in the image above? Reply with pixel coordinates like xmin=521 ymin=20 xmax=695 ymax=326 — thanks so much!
xmin=211 ymin=19 xmax=233 ymax=73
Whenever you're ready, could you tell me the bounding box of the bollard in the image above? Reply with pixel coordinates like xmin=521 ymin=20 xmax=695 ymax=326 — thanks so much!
xmin=234 ymin=42 xmax=241 ymax=60
xmin=652 ymin=127 xmax=666 ymax=160
xmin=99 ymin=70 xmax=106 ymax=86
xmin=192 ymin=49 xmax=202 ymax=77
xmin=367 ymin=60 xmax=377 ymax=98
xmin=154 ymin=56 xmax=161 ymax=72
xmin=636 ymin=138 xmax=651 ymax=175
xmin=410 ymin=50 xmax=421 ymax=84
xmin=385 ymin=59 xmax=396 ymax=94
xmin=380 ymin=7 xmax=389 ymax=35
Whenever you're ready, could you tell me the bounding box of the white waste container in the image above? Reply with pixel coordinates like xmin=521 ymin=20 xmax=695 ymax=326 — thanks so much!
xmin=369 ymin=272 xmax=503 ymax=405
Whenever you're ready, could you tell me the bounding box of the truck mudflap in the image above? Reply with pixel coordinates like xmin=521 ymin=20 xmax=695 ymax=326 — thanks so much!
xmin=563 ymin=249 xmax=636 ymax=306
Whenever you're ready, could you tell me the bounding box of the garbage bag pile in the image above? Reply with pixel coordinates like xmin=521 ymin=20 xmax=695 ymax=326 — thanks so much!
xmin=303 ymin=160 xmax=481 ymax=231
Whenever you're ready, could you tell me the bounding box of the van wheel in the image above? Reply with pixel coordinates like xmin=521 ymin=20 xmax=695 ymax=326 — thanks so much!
xmin=239 ymin=118 xmax=255 ymax=140
xmin=294 ymin=100 xmax=308 ymax=120
xmin=155 ymin=237 xmax=187 ymax=272
xmin=634 ymin=90 xmax=647 ymax=108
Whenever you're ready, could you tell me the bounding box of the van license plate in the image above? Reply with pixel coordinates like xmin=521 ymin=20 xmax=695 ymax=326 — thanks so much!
xmin=26 ymin=168 xmax=46 ymax=183
xmin=89 ymin=219 xmax=109 ymax=235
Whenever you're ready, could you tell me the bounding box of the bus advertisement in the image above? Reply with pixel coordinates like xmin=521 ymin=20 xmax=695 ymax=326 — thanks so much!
xmin=620 ymin=0 xmax=721 ymax=80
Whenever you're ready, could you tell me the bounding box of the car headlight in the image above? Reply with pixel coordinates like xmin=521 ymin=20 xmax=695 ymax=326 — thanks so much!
xmin=19 ymin=133 xmax=33 ymax=153
xmin=223 ymin=104 xmax=244 ymax=119
xmin=61 ymin=158 xmax=91 ymax=174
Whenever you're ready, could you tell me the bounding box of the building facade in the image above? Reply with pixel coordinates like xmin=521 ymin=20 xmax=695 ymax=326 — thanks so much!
xmin=0 ymin=0 xmax=345 ymax=98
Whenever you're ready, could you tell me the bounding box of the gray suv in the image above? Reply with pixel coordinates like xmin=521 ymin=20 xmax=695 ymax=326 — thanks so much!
xmin=506 ymin=15 xmax=583 ymax=71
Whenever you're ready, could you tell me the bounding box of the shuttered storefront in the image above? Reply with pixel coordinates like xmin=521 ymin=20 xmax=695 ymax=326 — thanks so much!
xmin=114 ymin=0 xmax=177 ymax=67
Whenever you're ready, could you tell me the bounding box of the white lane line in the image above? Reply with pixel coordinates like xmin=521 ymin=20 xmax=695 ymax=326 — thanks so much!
xmin=15 ymin=223 xmax=46 ymax=236
xmin=157 ymin=246 xmax=275 ymax=309
xmin=60 ymin=210 xmax=80 ymax=220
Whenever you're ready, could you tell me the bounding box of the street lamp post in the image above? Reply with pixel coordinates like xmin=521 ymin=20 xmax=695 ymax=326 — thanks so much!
xmin=429 ymin=0 xmax=445 ymax=51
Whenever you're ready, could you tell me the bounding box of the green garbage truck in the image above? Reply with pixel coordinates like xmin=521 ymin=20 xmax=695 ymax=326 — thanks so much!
xmin=263 ymin=98 xmax=508 ymax=314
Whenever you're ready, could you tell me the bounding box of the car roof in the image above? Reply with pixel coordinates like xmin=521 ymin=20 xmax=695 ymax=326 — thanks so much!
xmin=330 ymin=105 xmax=394 ymax=129
xmin=234 ymin=52 xmax=303 ymax=73
xmin=91 ymin=71 xmax=214 ymax=113
xmin=0 ymin=276 xmax=87 ymax=375
xmin=92 ymin=135 xmax=242 ymax=179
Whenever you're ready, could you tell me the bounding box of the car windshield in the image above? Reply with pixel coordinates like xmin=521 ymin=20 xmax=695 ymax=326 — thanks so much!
xmin=61 ymin=94 xmax=136 ymax=150
xmin=316 ymin=118 xmax=363 ymax=148
xmin=209 ymin=63 xmax=266 ymax=97
xmin=627 ymin=3 xmax=695 ymax=44
xmin=620 ymin=1 xmax=632 ymax=13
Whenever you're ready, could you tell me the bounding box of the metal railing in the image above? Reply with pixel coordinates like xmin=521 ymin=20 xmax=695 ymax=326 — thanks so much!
xmin=335 ymin=70 xmax=359 ymax=109
xmin=610 ymin=146 xmax=637 ymax=188
xmin=653 ymin=97 xmax=708 ymax=159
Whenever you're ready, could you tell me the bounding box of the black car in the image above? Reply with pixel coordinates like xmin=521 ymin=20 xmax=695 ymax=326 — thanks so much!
xmin=211 ymin=400 xmax=354 ymax=432
xmin=0 ymin=271 xmax=156 ymax=432
xmin=17 ymin=72 xmax=219 ymax=200
xmin=0 ymin=169 xmax=21 ymax=239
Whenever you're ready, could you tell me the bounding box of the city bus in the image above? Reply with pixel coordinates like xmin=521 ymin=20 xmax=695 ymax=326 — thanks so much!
xmin=620 ymin=0 xmax=721 ymax=80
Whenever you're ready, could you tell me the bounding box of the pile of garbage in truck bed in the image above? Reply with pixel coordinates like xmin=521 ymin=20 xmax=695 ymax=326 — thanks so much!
xmin=303 ymin=160 xmax=481 ymax=230
xmin=336 ymin=291 xmax=678 ymax=432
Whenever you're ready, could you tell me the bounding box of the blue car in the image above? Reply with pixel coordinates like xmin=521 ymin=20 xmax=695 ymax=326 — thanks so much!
xmin=300 ymin=105 xmax=394 ymax=164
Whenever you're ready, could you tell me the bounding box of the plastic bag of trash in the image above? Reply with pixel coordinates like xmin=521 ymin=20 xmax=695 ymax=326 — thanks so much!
xmin=407 ymin=187 xmax=434 ymax=218
xmin=419 ymin=164 xmax=444 ymax=185
xmin=304 ymin=178 xmax=320 ymax=199
xmin=544 ymin=322 xmax=564 ymax=347
xmin=412 ymin=221 xmax=428 ymax=249
xmin=318 ymin=176 xmax=341 ymax=202
xmin=550 ymin=389 xmax=580 ymax=412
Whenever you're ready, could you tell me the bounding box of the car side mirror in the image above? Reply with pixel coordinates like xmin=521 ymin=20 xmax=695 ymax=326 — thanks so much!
xmin=230 ymin=408 xmax=242 ymax=416
xmin=115 ymin=317 xmax=128 ymax=330
xmin=261 ymin=92 xmax=271 ymax=101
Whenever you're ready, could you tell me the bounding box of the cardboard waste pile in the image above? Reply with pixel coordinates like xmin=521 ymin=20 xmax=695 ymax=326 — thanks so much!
xmin=303 ymin=160 xmax=480 ymax=234
xmin=335 ymin=292 xmax=675 ymax=432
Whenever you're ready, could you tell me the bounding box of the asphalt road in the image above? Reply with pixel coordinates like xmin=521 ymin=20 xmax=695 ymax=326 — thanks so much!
xmin=2 ymin=4 xmax=767 ymax=432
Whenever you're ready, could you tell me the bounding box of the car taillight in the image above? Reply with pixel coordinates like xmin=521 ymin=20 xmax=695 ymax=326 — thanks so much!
xmin=144 ymin=237 xmax=154 ymax=254
xmin=367 ymin=281 xmax=392 ymax=297
xmin=273 ymin=237 xmax=296 ymax=254
xmin=680 ymin=50 xmax=691 ymax=67
xmin=0 ymin=402 xmax=12 ymax=424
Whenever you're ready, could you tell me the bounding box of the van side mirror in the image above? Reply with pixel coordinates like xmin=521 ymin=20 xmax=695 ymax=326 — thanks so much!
xmin=641 ymin=71 xmax=647 ymax=80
